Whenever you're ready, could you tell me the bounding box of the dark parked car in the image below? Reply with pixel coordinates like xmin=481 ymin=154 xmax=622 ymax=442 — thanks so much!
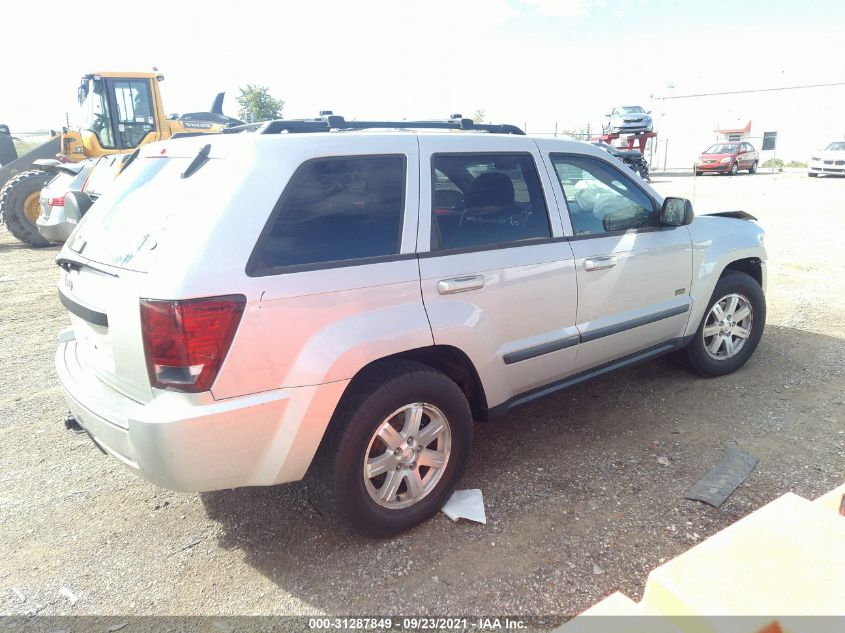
xmin=591 ymin=141 xmax=650 ymax=181
xmin=695 ymin=142 xmax=758 ymax=176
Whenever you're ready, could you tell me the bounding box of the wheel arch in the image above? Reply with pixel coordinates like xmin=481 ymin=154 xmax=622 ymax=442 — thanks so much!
xmin=685 ymin=219 xmax=767 ymax=339
xmin=723 ymin=257 xmax=763 ymax=288
xmin=341 ymin=345 xmax=490 ymax=422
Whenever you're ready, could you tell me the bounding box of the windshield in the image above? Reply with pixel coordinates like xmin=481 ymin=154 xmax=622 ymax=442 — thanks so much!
xmin=615 ymin=106 xmax=644 ymax=115
xmin=824 ymin=142 xmax=845 ymax=151
xmin=705 ymin=144 xmax=738 ymax=154
xmin=80 ymin=78 xmax=116 ymax=149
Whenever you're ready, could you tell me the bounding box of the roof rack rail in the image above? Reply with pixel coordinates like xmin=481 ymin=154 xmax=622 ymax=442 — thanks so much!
xmin=231 ymin=114 xmax=524 ymax=136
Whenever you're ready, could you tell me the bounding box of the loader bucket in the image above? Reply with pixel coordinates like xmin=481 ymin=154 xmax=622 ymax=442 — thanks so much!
xmin=0 ymin=135 xmax=61 ymax=192
xmin=0 ymin=125 xmax=16 ymax=166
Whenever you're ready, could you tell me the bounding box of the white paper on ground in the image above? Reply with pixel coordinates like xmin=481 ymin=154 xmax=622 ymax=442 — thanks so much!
xmin=441 ymin=489 xmax=486 ymax=524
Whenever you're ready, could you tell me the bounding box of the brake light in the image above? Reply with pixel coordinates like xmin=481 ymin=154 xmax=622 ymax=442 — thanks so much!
xmin=49 ymin=196 xmax=65 ymax=206
xmin=140 ymin=295 xmax=245 ymax=393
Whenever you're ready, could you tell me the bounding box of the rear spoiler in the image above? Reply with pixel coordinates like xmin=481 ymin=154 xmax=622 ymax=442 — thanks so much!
xmin=702 ymin=210 xmax=757 ymax=221
xmin=33 ymin=158 xmax=84 ymax=177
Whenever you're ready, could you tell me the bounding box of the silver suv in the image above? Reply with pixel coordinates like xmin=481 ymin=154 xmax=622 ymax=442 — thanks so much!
xmin=55 ymin=117 xmax=766 ymax=536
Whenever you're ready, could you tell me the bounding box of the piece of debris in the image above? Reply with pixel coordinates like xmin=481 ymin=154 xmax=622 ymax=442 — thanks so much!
xmin=59 ymin=587 xmax=78 ymax=605
xmin=592 ymin=564 xmax=605 ymax=575
xmin=656 ymin=456 xmax=671 ymax=467
xmin=11 ymin=587 xmax=25 ymax=603
xmin=107 ymin=623 xmax=129 ymax=633
xmin=685 ymin=447 xmax=758 ymax=507
xmin=169 ymin=537 xmax=204 ymax=556
xmin=441 ymin=489 xmax=486 ymax=524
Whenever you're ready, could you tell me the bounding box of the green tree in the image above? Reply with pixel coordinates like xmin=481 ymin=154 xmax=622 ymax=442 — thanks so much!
xmin=236 ymin=85 xmax=284 ymax=123
xmin=471 ymin=108 xmax=486 ymax=124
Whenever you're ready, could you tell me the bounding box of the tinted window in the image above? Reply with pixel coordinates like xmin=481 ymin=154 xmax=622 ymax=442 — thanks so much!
xmin=257 ymin=156 xmax=405 ymax=270
xmin=551 ymin=155 xmax=655 ymax=236
xmin=432 ymin=154 xmax=551 ymax=250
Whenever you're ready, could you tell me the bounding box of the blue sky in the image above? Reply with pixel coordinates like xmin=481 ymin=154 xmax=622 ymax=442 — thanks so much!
xmin=1 ymin=0 xmax=842 ymax=135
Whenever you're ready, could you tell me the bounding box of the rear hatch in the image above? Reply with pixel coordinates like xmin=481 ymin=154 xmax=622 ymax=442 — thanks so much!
xmin=57 ymin=141 xmax=232 ymax=404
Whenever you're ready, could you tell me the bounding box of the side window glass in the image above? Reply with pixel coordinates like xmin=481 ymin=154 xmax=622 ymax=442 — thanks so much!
xmin=112 ymin=79 xmax=156 ymax=148
xmin=257 ymin=156 xmax=405 ymax=270
xmin=432 ymin=154 xmax=551 ymax=250
xmin=551 ymin=155 xmax=656 ymax=236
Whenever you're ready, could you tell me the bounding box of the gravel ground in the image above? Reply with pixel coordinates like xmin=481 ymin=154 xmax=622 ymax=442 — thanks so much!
xmin=1 ymin=172 xmax=843 ymax=626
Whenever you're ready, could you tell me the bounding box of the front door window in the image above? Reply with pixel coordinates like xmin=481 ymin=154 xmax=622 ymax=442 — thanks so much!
xmin=550 ymin=155 xmax=655 ymax=236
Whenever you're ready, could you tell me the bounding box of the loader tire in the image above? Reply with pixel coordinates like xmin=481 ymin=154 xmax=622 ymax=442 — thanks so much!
xmin=0 ymin=170 xmax=52 ymax=247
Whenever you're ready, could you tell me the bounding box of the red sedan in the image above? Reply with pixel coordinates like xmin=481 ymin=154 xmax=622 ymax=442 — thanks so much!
xmin=695 ymin=142 xmax=759 ymax=176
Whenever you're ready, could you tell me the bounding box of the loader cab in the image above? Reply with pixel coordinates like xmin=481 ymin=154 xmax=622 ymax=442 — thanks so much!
xmin=76 ymin=73 xmax=162 ymax=154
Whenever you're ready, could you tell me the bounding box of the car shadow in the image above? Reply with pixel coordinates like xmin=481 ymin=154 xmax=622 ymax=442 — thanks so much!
xmin=0 ymin=240 xmax=59 ymax=253
xmin=200 ymin=324 xmax=845 ymax=617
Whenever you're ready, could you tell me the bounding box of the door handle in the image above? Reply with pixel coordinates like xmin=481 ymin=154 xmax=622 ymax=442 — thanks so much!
xmin=584 ymin=256 xmax=617 ymax=271
xmin=437 ymin=275 xmax=485 ymax=295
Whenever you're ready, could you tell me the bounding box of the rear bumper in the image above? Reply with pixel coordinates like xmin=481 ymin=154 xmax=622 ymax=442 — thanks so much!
xmin=56 ymin=330 xmax=348 ymax=492
xmin=36 ymin=205 xmax=76 ymax=243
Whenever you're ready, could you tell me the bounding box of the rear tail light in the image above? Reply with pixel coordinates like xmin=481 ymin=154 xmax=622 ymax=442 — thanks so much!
xmin=49 ymin=196 xmax=65 ymax=207
xmin=140 ymin=295 xmax=246 ymax=393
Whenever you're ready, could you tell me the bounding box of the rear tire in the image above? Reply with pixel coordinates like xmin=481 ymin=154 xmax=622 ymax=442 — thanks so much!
xmin=676 ymin=270 xmax=765 ymax=377
xmin=0 ymin=170 xmax=52 ymax=247
xmin=311 ymin=360 xmax=473 ymax=537
xmin=749 ymin=161 xmax=758 ymax=174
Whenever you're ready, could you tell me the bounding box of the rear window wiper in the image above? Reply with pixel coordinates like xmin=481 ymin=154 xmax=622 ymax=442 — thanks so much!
xmin=56 ymin=256 xmax=119 ymax=277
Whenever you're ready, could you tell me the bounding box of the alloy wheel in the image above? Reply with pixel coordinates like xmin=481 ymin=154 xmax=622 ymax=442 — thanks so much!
xmin=702 ymin=293 xmax=753 ymax=360
xmin=363 ymin=403 xmax=452 ymax=510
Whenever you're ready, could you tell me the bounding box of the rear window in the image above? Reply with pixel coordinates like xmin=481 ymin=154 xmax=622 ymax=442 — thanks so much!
xmin=251 ymin=155 xmax=405 ymax=273
xmin=69 ymin=155 xmax=208 ymax=271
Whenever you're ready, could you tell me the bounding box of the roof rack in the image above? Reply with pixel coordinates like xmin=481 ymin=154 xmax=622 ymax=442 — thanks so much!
xmin=224 ymin=114 xmax=525 ymax=136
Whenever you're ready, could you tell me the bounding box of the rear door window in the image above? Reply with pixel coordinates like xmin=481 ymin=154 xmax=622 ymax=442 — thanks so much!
xmin=251 ymin=155 xmax=406 ymax=273
xmin=431 ymin=154 xmax=551 ymax=250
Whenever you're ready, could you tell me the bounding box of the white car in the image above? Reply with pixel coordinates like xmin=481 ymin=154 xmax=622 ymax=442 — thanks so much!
xmin=604 ymin=106 xmax=654 ymax=134
xmin=808 ymin=141 xmax=845 ymax=177
xmin=55 ymin=116 xmax=767 ymax=536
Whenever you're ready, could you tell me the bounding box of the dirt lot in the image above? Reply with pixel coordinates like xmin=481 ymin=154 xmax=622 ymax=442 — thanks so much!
xmin=1 ymin=171 xmax=844 ymax=625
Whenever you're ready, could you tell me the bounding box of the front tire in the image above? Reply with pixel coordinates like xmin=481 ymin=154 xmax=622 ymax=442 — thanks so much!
xmin=0 ymin=170 xmax=52 ymax=247
xmin=678 ymin=270 xmax=765 ymax=377
xmin=311 ymin=360 xmax=473 ymax=537
xmin=808 ymin=172 xmax=819 ymax=178
xmin=728 ymin=162 xmax=738 ymax=176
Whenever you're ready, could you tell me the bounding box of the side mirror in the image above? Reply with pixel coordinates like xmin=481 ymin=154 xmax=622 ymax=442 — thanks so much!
xmin=660 ymin=197 xmax=694 ymax=226
xmin=646 ymin=110 xmax=652 ymax=114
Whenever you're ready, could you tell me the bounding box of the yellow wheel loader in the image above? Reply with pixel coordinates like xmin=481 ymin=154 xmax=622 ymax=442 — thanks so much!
xmin=0 ymin=70 xmax=241 ymax=246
